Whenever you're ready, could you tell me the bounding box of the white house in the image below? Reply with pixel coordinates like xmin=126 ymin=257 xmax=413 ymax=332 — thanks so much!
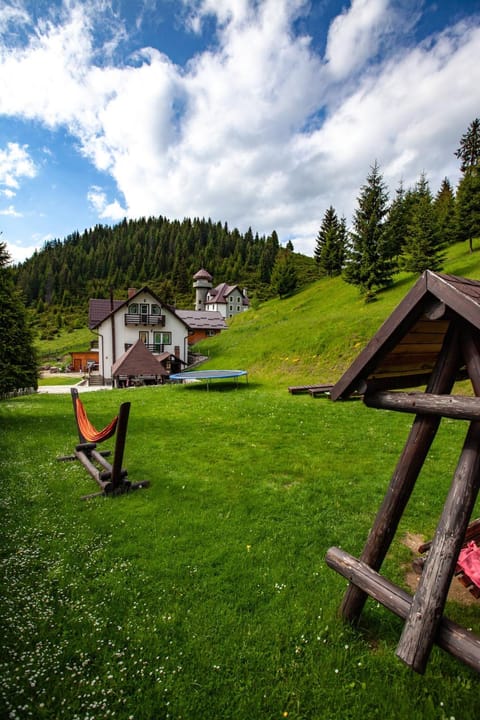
xmin=192 ymin=269 xmax=249 ymax=319
xmin=205 ymin=282 xmax=249 ymax=318
xmin=89 ymin=287 xmax=190 ymax=385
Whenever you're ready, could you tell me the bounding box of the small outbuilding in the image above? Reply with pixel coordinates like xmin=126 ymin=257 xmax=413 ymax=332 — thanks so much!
xmin=111 ymin=339 xmax=169 ymax=387
xmin=326 ymin=270 xmax=480 ymax=675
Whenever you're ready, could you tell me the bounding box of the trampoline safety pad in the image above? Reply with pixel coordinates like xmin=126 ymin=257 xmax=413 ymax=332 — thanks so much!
xmin=169 ymin=369 xmax=248 ymax=387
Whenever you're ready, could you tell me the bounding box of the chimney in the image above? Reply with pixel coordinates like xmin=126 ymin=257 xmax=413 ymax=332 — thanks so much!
xmin=128 ymin=288 xmax=137 ymax=299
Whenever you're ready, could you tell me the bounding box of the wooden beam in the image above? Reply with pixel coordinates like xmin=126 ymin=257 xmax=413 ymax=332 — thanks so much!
xmin=396 ymin=419 xmax=480 ymax=673
xmin=364 ymin=391 xmax=480 ymax=421
xmin=395 ymin=326 xmax=480 ymax=672
xmin=325 ymin=547 xmax=480 ymax=674
xmin=339 ymin=322 xmax=460 ymax=624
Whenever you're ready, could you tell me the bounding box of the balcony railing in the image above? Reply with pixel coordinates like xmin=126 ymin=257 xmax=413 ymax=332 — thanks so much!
xmin=125 ymin=343 xmax=166 ymax=354
xmin=124 ymin=313 xmax=165 ymax=326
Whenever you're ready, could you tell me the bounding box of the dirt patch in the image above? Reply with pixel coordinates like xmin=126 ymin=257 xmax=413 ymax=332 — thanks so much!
xmin=401 ymin=532 xmax=477 ymax=606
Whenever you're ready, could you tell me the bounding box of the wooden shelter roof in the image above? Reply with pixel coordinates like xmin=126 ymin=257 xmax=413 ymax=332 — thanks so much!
xmin=111 ymin=339 xmax=169 ymax=378
xmin=330 ymin=271 xmax=480 ymax=401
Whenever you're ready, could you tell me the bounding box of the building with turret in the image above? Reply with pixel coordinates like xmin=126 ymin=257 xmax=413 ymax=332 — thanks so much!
xmin=193 ymin=269 xmax=249 ymax=319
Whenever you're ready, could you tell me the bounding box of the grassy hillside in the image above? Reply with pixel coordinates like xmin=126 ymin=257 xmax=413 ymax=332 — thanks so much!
xmin=36 ymin=242 xmax=480 ymax=377
xmin=196 ymin=242 xmax=480 ymax=384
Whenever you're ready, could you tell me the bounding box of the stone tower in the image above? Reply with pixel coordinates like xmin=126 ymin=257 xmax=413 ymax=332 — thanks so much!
xmin=193 ymin=268 xmax=213 ymax=311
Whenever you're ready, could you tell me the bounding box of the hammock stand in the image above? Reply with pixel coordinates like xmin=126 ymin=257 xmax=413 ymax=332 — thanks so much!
xmin=58 ymin=388 xmax=149 ymax=499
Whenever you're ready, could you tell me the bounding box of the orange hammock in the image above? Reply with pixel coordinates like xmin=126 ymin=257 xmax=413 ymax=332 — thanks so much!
xmin=75 ymin=396 xmax=118 ymax=443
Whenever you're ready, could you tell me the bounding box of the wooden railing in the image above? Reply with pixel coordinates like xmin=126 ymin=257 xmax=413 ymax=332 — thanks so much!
xmin=124 ymin=313 xmax=165 ymax=326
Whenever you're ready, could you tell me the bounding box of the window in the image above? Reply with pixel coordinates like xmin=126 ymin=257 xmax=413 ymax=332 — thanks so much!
xmin=139 ymin=331 xmax=148 ymax=344
xmin=128 ymin=303 xmax=138 ymax=314
xmin=154 ymin=331 xmax=171 ymax=345
xmin=151 ymin=303 xmax=161 ymax=315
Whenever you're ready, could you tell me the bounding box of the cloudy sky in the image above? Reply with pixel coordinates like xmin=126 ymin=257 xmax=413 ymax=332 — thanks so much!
xmin=0 ymin=0 xmax=479 ymax=263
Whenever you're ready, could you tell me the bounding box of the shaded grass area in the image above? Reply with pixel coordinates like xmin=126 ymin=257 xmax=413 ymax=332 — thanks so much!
xmin=1 ymin=384 xmax=479 ymax=719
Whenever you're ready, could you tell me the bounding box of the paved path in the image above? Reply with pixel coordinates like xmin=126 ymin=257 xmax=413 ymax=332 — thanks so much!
xmin=37 ymin=375 xmax=111 ymax=394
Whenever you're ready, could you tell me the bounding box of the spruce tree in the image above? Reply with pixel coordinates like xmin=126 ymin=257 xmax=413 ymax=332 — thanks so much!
xmin=401 ymin=174 xmax=445 ymax=273
xmin=455 ymin=119 xmax=480 ymax=253
xmin=456 ymin=171 xmax=480 ymax=253
xmin=455 ymin=118 xmax=480 ymax=173
xmin=270 ymin=250 xmax=298 ymax=298
xmin=343 ymin=161 xmax=392 ymax=298
xmin=0 ymin=241 xmax=37 ymax=396
xmin=434 ymin=177 xmax=457 ymax=246
xmin=315 ymin=206 xmax=345 ymax=277
xmin=383 ymin=181 xmax=409 ymax=264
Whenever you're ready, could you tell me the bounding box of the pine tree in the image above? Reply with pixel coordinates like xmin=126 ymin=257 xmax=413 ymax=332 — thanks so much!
xmin=270 ymin=249 xmax=298 ymax=298
xmin=456 ymin=171 xmax=480 ymax=253
xmin=434 ymin=177 xmax=457 ymax=246
xmin=383 ymin=181 xmax=409 ymax=263
xmin=455 ymin=118 xmax=480 ymax=173
xmin=0 ymin=241 xmax=37 ymax=396
xmin=455 ymin=119 xmax=480 ymax=253
xmin=315 ymin=206 xmax=345 ymax=277
xmin=401 ymin=174 xmax=445 ymax=273
xmin=343 ymin=161 xmax=392 ymax=299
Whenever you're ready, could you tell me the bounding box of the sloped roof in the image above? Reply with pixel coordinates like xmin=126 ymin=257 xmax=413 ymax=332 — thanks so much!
xmin=89 ymin=298 xmax=123 ymax=329
xmin=330 ymin=271 xmax=480 ymax=401
xmin=193 ymin=268 xmax=213 ymax=281
xmin=175 ymin=309 xmax=227 ymax=330
xmin=111 ymin=339 xmax=169 ymax=378
xmin=207 ymin=282 xmax=249 ymax=306
xmin=88 ymin=287 xmax=189 ymax=330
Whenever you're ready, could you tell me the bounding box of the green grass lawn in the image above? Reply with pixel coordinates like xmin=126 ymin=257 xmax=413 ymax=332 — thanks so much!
xmin=38 ymin=375 xmax=84 ymax=386
xmin=1 ymin=383 xmax=479 ymax=720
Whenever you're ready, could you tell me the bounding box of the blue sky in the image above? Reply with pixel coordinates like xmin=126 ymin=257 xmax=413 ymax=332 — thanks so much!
xmin=0 ymin=0 xmax=479 ymax=263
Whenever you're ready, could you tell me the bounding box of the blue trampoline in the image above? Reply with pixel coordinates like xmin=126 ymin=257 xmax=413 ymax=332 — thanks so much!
xmin=169 ymin=369 xmax=248 ymax=388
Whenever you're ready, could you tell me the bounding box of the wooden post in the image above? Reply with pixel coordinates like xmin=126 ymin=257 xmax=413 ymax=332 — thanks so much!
xmin=396 ymin=419 xmax=480 ymax=672
xmin=111 ymin=402 xmax=130 ymax=489
xmin=340 ymin=323 xmax=460 ymax=624
xmin=71 ymin=388 xmax=85 ymax=443
xmin=326 ymin=547 xmax=480 ymax=674
xmin=395 ymin=325 xmax=480 ymax=672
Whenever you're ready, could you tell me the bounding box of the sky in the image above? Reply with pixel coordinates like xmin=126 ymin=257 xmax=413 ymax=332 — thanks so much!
xmin=0 ymin=0 xmax=479 ymax=264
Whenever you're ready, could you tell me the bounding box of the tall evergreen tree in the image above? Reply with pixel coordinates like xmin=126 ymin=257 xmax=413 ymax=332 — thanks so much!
xmin=401 ymin=173 xmax=445 ymax=273
xmin=0 ymin=241 xmax=37 ymax=396
xmin=270 ymin=249 xmax=298 ymax=298
xmin=315 ymin=206 xmax=345 ymax=277
xmin=455 ymin=118 xmax=480 ymax=173
xmin=434 ymin=177 xmax=457 ymax=246
xmin=383 ymin=180 xmax=409 ymax=263
xmin=455 ymin=119 xmax=480 ymax=253
xmin=456 ymin=171 xmax=480 ymax=253
xmin=343 ymin=161 xmax=392 ymax=298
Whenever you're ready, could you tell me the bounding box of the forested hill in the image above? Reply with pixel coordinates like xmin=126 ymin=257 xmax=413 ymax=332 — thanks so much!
xmin=13 ymin=216 xmax=316 ymax=312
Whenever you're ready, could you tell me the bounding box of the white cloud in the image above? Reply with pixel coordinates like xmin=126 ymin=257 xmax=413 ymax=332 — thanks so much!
xmin=5 ymin=241 xmax=39 ymax=264
xmin=0 ymin=204 xmax=22 ymax=217
xmin=0 ymin=0 xmax=480 ymax=258
xmin=325 ymin=0 xmax=393 ymax=79
xmin=0 ymin=142 xmax=37 ymax=189
xmin=87 ymin=186 xmax=126 ymax=221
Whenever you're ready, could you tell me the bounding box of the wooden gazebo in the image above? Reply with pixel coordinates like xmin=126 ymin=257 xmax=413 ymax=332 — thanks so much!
xmin=326 ymin=270 xmax=480 ymax=674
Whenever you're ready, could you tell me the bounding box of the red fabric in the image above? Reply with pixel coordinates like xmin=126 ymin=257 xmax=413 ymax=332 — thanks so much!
xmin=456 ymin=541 xmax=480 ymax=588
xmin=75 ymin=397 xmax=118 ymax=443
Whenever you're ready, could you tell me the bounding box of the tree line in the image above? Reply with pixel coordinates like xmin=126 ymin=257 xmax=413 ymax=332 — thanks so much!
xmin=315 ymin=118 xmax=480 ymax=299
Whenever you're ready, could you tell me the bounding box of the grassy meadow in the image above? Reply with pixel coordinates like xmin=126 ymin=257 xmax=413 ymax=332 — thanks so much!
xmin=3 ymin=244 xmax=480 ymax=719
